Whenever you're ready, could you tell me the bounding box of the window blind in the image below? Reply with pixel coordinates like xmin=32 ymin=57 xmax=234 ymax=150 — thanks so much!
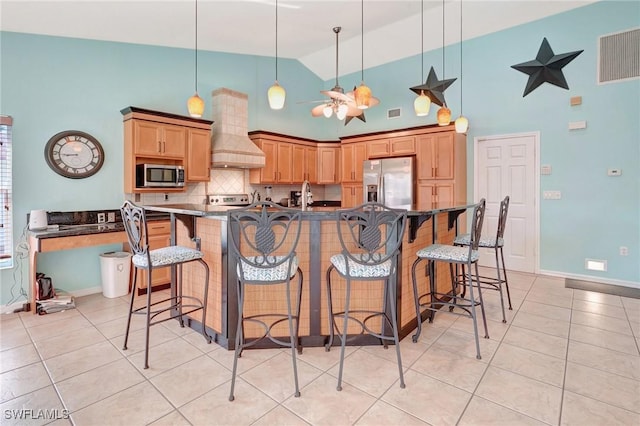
xmin=0 ymin=116 xmax=13 ymax=269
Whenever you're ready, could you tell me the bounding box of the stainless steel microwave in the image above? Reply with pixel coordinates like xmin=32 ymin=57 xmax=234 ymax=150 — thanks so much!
xmin=135 ymin=164 xmax=185 ymax=188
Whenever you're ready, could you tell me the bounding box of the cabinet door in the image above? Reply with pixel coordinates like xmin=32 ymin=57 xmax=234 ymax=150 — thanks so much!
xmin=134 ymin=120 xmax=162 ymax=156
xmin=292 ymin=145 xmax=306 ymax=183
xmin=277 ymin=142 xmax=293 ymax=183
xmin=260 ymin=140 xmax=278 ymax=183
xmin=186 ymin=128 xmax=211 ymax=182
xmin=417 ymin=182 xmax=454 ymax=209
xmin=162 ymin=125 xmax=187 ymax=158
xmin=341 ymin=184 xmax=363 ymax=208
xmin=433 ymin=133 xmax=454 ymax=179
xmin=368 ymin=140 xmax=390 ymax=158
xmin=390 ymin=136 xmax=416 ymax=156
xmin=306 ymin=146 xmax=318 ymax=183
xmin=352 ymin=142 xmax=368 ymax=183
xmin=318 ymin=146 xmax=339 ymax=184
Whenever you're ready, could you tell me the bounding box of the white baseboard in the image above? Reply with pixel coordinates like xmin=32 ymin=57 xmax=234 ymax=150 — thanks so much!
xmin=1 ymin=301 xmax=27 ymax=315
xmin=537 ymin=269 xmax=640 ymax=290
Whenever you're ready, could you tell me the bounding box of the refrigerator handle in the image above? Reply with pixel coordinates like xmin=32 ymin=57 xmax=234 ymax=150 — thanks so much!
xmin=378 ymin=174 xmax=384 ymax=205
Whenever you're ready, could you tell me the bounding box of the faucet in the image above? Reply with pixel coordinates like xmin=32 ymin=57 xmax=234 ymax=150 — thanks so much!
xmin=301 ymin=180 xmax=313 ymax=211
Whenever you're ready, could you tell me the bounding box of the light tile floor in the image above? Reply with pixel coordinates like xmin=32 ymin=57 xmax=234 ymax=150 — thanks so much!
xmin=1 ymin=269 xmax=639 ymax=425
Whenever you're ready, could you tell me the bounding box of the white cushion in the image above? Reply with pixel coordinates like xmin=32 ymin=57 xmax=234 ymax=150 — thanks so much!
xmin=454 ymin=233 xmax=504 ymax=248
xmin=416 ymin=244 xmax=479 ymax=263
xmin=330 ymin=253 xmax=392 ymax=278
xmin=238 ymin=256 xmax=299 ymax=282
xmin=132 ymin=245 xmax=203 ymax=268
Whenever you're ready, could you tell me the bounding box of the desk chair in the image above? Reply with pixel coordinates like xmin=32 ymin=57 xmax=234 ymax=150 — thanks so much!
xmin=325 ymin=202 xmax=407 ymax=391
xmin=227 ymin=202 xmax=304 ymax=401
xmin=454 ymin=195 xmax=512 ymax=321
xmin=411 ymin=199 xmax=488 ymax=359
xmin=120 ymin=200 xmax=211 ymax=369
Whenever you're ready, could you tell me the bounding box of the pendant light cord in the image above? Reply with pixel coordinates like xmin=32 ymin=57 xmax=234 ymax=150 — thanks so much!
xmin=420 ymin=0 xmax=424 ymax=80
xmin=194 ymin=0 xmax=198 ymax=92
xmin=360 ymin=0 xmax=364 ymax=82
xmin=275 ymin=0 xmax=279 ymax=81
xmin=441 ymin=0 xmax=446 ymax=106
xmin=335 ymin=27 xmax=340 ymax=87
xmin=459 ymin=0 xmax=463 ymax=114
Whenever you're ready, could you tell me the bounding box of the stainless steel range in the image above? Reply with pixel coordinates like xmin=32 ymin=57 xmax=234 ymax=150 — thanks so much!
xmin=208 ymin=194 xmax=251 ymax=206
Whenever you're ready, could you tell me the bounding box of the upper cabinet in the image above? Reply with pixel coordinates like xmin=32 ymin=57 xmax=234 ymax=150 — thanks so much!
xmin=417 ymin=132 xmax=455 ymax=180
xmin=317 ymin=144 xmax=340 ymax=184
xmin=249 ymin=132 xmax=326 ymax=185
xmin=121 ymin=107 xmax=213 ymax=193
xmin=341 ymin=142 xmax=368 ymax=183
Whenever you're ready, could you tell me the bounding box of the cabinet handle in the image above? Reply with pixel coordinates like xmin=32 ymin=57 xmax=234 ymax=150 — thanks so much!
xmin=432 ymin=167 xmax=436 ymax=177
xmin=158 ymin=141 xmax=162 ymax=153
xmin=163 ymin=141 xmax=166 ymax=153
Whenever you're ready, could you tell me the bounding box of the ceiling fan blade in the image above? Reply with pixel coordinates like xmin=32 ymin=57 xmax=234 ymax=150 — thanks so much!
xmin=322 ymin=90 xmax=353 ymax=104
xmin=345 ymin=104 xmax=364 ymax=117
xmin=311 ymin=104 xmax=328 ymax=117
xmin=297 ymin=99 xmax=327 ymax=105
xmin=345 ymin=91 xmax=381 ymax=109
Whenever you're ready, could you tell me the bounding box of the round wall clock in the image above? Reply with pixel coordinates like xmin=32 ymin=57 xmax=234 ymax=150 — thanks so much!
xmin=44 ymin=130 xmax=105 ymax=179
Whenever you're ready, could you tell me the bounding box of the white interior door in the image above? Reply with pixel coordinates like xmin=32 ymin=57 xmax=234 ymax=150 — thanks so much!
xmin=474 ymin=132 xmax=538 ymax=273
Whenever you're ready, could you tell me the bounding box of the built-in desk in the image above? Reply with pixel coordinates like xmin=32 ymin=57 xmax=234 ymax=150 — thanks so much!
xmin=143 ymin=203 xmax=473 ymax=349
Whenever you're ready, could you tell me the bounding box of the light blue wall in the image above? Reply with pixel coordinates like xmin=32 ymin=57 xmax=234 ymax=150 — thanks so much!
xmin=1 ymin=1 xmax=638 ymax=305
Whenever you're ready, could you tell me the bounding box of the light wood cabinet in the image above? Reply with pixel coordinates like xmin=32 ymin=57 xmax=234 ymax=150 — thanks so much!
xmin=186 ymin=128 xmax=211 ymax=182
xmin=123 ymin=220 xmax=171 ymax=293
xmin=417 ymin=133 xmax=455 ymax=180
xmin=317 ymin=144 xmax=340 ymax=184
xmin=417 ymin=182 xmax=455 ymax=209
xmin=368 ymin=140 xmax=390 ymax=158
xmin=122 ymin=107 xmax=213 ymax=193
xmin=390 ymin=136 xmax=416 ymax=156
xmin=249 ymin=132 xmax=320 ymax=185
xmin=341 ymin=142 xmax=368 ymax=183
xmin=341 ymin=183 xmax=363 ymax=208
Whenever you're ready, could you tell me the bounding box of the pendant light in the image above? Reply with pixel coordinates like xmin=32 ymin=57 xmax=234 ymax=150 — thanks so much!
xmin=413 ymin=0 xmax=430 ymax=116
xmin=354 ymin=0 xmax=373 ymax=109
xmin=455 ymin=0 xmax=469 ymax=133
xmin=267 ymin=0 xmax=286 ymax=110
xmin=437 ymin=0 xmax=451 ymax=126
xmin=187 ymin=0 xmax=205 ymax=118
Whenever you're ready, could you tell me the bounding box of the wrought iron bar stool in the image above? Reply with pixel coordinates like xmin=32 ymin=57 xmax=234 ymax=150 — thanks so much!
xmin=411 ymin=199 xmax=488 ymax=359
xmin=454 ymin=195 xmax=512 ymax=323
xmin=120 ymin=200 xmax=211 ymax=369
xmin=325 ymin=202 xmax=407 ymax=391
xmin=227 ymin=201 xmax=304 ymax=401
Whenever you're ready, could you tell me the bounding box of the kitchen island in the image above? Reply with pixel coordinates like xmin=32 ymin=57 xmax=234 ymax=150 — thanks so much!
xmin=144 ymin=202 xmax=473 ymax=349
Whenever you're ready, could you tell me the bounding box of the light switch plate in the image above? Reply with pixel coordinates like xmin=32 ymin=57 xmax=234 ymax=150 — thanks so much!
xmin=607 ymin=168 xmax=622 ymax=176
xmin=569 ymin=120 xmax=587 ymax=130
xmin=543 ymin=190 xmax=562 ymax=200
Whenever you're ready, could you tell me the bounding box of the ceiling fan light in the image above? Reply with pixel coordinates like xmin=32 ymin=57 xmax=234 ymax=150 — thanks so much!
xmin=354 ymin=82 xmax=372 ymax=109
xmin=337 ymin=104 xmax=349 ymax=120
xmin=187 ymin=92 xmax=205 ymax=118
xmin=323 ymin=104 xmax=333 ymax=118
xmin=437 ymin=106 xmax=451 ymax=126
xmin=414 ymin=91 xmax=431 ymax=116
xmin=268 ymin=81 xmax=286 ymax=110
xmin=455 ymin=115 xmax=469 ymax=133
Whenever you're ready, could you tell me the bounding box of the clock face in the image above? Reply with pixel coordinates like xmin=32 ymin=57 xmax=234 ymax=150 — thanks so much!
xmin=44 ymin=131 xmax=104 ymax=179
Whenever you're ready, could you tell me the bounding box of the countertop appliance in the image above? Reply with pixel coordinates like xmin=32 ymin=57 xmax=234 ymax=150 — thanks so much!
xmin=363 ymin=156 xmax=415 ymax=210
xmin=208 ymin=194 xmax=251 ymax=206
xmin=29 ymin=209 xmax=48 ymax=230
xmin=136 ymin=164 xmax=185 ymax=188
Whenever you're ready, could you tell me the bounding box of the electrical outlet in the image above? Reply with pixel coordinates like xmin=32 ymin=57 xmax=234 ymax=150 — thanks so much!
xmin=97 ymin=212 xmax=106 ymax=223
xmin=107 ymin=212 xmax=116 ymax=223
xmin=619 ymin=246 xmax=628 ymax=256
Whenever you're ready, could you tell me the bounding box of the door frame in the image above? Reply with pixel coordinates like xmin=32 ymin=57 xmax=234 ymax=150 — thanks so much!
xmin=473 ymin=131 xmax=540 ymax=274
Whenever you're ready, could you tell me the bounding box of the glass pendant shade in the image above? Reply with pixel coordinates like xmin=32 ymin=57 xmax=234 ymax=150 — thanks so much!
xmin=354 ymin=82 xmax=372 ymax=109
xmin=268 ymin=81 xmax=286 ymax=110
xmin=336 ymin=104 xmax=349 ymax=120
xmin=455 ymin=115 xmax=469 ymax=133
xmin=414 ymin=91 xmax=431 ymax=116
xmin=187 ymin=93 xmax=205 ymax=118
xmin=323 ymin=105 xmax=333 ymax=118
xmin=437 ymin=106 xmax=451 ymax=126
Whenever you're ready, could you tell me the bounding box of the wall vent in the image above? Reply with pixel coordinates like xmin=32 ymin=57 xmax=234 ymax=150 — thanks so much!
xmin=598 ymin=28 xmax=640 ymax=84
xmin=387 ymin=108 xmax=401 ymax=119
xmin=585 ymin=258 xmax=607 ymax=272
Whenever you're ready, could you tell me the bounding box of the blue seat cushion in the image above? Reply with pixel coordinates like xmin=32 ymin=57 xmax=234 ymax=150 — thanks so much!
xmin=330 ymin=253 xmax=392 ymax=278
xmin=132 ymin=245 xmax=204 ymax=268
xmin=416 ymin=244 xmax=480 ymax=263
xmin=454 ymin=233 xmax=504 ymax=248
xmin=238 ymin=256 xmax=299 ymax=282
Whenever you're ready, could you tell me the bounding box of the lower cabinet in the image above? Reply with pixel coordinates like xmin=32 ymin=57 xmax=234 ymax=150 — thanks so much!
xmin=123 ymin=220 xmax=171 ymax=293
xmin=341 ymin=183 xmax=363 ymax=208
xmin=417 ymin=181 xmax=454 ymax=209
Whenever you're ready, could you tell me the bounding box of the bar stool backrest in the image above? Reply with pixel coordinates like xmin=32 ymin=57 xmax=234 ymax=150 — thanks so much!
xmin=335 ymin=202 xmax=407 ymax=273
xmin=468 ymin=198 xmax=487 ymax=254
xmin=121 ymin=200 xmax=151 ymax=261
xmin=228 ymin=201 xmax=302 ymax=282
xmin=496 ymin=196 xmax=510 ymax=240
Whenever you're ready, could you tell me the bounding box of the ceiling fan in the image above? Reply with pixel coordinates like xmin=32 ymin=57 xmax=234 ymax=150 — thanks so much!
xmin=309 ymin=27 xmax=363 ymax=121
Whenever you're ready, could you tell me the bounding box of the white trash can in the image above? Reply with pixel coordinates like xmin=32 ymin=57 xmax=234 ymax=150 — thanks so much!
xmin=100 ymin=252 xmax=132 ymax=298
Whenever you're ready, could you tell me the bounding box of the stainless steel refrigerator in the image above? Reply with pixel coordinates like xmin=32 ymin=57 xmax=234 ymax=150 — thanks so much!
xmin=363 ymin=156 xmax=415 ymax=209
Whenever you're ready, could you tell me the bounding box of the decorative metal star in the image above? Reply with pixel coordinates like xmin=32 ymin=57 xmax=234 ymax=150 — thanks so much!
xmin=511 ymin=37 xmax=583 ymax=97
xmin=409 ymin=66 xmax=457 ymax=107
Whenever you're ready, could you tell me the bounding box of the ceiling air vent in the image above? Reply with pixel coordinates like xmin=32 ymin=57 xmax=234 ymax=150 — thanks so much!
xmin=387 ymin=108 xmax=401 ymax=119
xmin=598 ymin=28 xmax=640 ymax=84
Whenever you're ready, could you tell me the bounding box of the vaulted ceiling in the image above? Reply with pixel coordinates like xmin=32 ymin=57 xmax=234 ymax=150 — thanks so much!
xmin=1 ymin=1 xmax=596 ymax=80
